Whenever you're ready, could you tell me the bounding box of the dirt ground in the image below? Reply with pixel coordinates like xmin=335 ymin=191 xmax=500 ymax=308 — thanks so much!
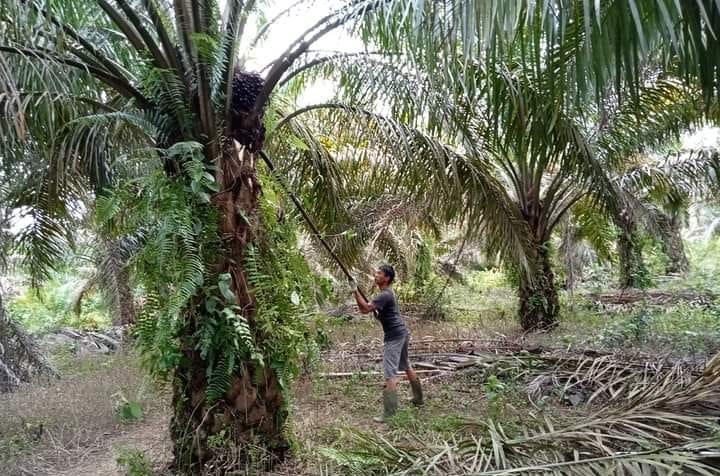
xmin=50 ymin=415 xmax=170 ymax=476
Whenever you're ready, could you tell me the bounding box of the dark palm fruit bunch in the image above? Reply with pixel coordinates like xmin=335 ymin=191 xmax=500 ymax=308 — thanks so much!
xmin=231 ymin=69 xmax=264 ymax=114
xmin=229 ymin=68 xmax=266 ymax=149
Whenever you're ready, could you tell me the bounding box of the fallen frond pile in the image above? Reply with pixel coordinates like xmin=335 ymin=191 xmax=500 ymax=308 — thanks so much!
xmin=322 ymin=351 xmax=720 ymax=475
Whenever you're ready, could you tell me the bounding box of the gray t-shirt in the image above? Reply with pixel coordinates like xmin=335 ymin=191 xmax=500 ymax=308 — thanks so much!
xmin=372 ymin=288 xmax=407 ymax=342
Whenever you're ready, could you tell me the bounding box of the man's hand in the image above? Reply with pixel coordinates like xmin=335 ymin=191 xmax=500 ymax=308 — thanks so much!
xmin=351 ymin=279 xmax=376 ymax=315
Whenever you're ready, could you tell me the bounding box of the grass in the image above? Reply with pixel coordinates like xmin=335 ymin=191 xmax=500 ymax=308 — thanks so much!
xmin=292 ymin=372 xmax=499 ymax=474
xmin=445 ymin=269 xmax=518 ymax=330
xmin=591 ymin=303 xmax=720 ymax=354
xmin=3 ymin=300 xmax=718 ymax=474
xmin=116 ymin=448 xmax=154 ymax=476
xmin=667 ymin=238 xmax=720 ymax=294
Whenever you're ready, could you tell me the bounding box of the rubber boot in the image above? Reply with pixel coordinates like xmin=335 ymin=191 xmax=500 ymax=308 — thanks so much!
xmin=410 ymin=378 xmax=424 ymax=406
xmin=373 ymin=388 xmax=398 ymax=423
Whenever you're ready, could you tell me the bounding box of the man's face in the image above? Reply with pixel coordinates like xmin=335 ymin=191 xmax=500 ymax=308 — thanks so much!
xmin=374 ymin=269 xmax=389 ymax=286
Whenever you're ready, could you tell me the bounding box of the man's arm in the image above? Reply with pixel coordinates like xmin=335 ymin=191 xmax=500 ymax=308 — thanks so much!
xmin=349 ymin=279 xmax=379 ymax=314
xmin=353 ymin=288 xmax=377 ymax=314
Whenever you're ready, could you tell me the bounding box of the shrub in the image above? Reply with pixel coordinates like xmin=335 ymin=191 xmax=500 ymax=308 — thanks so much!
xmin=116 ymin=448 xmax=153 ymax=476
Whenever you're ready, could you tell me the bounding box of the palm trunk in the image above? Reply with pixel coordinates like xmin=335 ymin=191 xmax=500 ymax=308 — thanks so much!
xmin=99 ymin=239 xmax=137 ymax=327
xmin=559 ymin=222 xmax=581 ymax=291
xmin=657 ymin=213 xmax=689 ymax=274
xmin=518 ymin=242 xmax=559 ymax=331
xmin=617 ymin=218 xmax=647 ymax=289
xmin=170 ymin=141 xmax=286 ymax=474
xmin=114 ymin=265 xmax=136 ymax=325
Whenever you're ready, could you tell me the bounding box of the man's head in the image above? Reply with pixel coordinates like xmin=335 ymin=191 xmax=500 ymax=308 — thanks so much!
xmin=374 ymin=264 xmax=395 ymax=287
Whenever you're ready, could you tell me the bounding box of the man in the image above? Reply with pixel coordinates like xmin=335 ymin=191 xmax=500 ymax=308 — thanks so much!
xmin=350 ymin=264 xmax=424 ymax=422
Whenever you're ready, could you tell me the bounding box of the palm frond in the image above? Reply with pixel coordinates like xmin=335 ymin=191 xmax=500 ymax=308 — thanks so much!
xmin=610 ymin=146 xmax=720 ymax=241
xmin=254 ymin=0 xmax=393 ymax=111
xmin=368 ymin=0 xmax=720 ymax=103
xmin=0 ymin=293 xmax=57 ymax=391
xmin=278 ymin=50 xmax=457 ymax=137
xmin=599 ymin=79 xmax=705 ymax=169
xmin=12 ymin=194 xmax=74 ymax=285
xmin=569 ymin=198 xmax=616 ymax=263
xmin=267 ymin=102 xmax=532 ymax=271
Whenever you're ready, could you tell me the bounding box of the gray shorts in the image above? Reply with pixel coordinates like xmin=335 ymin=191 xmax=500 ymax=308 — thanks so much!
xmin=383 ymin=333 xmax=411 ymax=380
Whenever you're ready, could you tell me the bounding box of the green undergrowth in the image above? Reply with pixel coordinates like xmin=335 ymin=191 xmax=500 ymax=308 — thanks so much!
xmin=591 ymin=302 xmax=720 ymax=355
xmin=531 ymin=299 xmax=720 ymax=355
xmin=443 ymin=269 xmax=517 ymax=329
xmin=670 ymin=238 xmax=720 ymax=294
xmin=116 ymin=448 xmax=154 ymax=476
xmin=6 ymin=271 xmax=111 ymax=334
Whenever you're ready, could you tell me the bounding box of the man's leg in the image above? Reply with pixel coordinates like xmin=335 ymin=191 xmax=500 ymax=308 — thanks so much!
xmin=399 ymin=334 xmax=423 ymax=406
xmin=375 ymin=339 xmax=403 ymax=422
xmin=405 ymin=369 xmax=423 ymax=405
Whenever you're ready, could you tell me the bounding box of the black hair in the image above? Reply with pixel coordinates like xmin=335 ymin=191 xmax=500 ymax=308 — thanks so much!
xmin=378 ymin=264 xmax=395 ymax=284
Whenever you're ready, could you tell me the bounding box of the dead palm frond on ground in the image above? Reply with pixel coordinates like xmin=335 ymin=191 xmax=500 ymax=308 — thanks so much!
xmin=322 ymin=351 xmax=720 ymax=475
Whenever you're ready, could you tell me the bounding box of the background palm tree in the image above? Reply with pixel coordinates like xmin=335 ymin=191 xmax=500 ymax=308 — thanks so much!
xmin=610 ymin=146 xmax=720 ymax=285
xmin=352 ymin=0 xmax=720 ymax=328
xmin=292 ymin=48 xmax=715 ymax=331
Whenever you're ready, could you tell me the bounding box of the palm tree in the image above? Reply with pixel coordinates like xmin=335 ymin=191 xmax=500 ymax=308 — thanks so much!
xmin=299 ymin=64 xmax=711 ymax=331
xmin=0 ymin=0 xmax=410 ymax=470
xmin=353 ymin=1 xmax=720 ymax=328
xmin=1 ymin=0 xmax=528 ymax=470
xmin=559 ymin=143 xmax=720 ymax=290
xmin=612 ymin=146 xmax=720 ymax=285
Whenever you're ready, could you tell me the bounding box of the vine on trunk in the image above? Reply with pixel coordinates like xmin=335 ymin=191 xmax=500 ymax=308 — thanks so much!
xmin=96 ymin=143 xmax=322 ymax=471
